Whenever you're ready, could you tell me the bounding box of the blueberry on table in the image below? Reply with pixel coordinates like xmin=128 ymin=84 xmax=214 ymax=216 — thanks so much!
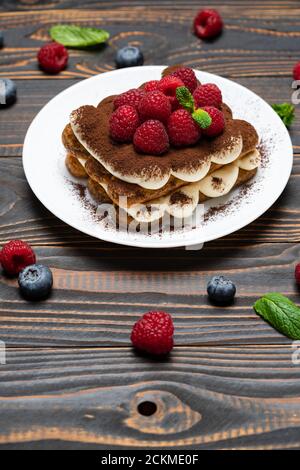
xmin=0 ymin=31 xmax=3 ymax=48
xmin=207 ymin=275 xmax=236 ymax=305
xmin=0 ymin=79 xmax=17 ymax=106
xmin=115 ymin=46 xmax=144 ymax=68
xmin=18 ymin=264 xmax=53 ymax=301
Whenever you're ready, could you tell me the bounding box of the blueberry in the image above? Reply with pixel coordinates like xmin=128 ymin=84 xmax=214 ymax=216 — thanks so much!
xmin=0 ymin=79 xmax=17 ymax=106
xmin=207 ymin=275 xmax=236 ymax=305
xmin=115 ymin=46 xmax=144 ymax=68
xmin=18 ymin=264 xmax=53 ymax=301
xmin=0 ymin=31 xmax=3 ymax=48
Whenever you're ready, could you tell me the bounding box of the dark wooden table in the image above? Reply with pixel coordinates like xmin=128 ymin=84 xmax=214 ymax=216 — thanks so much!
xmin=1 ymin=0 xmax=300 ymax=450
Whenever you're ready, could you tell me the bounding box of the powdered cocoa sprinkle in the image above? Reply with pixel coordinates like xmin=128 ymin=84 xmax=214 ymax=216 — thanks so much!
xmin=211 ymin=176 xmax=223 ymax=189
xmin=169 ymin=191 xmax=193 ymax=205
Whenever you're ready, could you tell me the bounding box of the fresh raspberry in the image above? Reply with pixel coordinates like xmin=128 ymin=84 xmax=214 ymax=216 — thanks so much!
xmin=293 ymin=62 xmax=300 ymax=80
xmin=193 ymin=9 xmax=223 ymax=40
xmin=138 ymin=90 xmax=171 ymax=123
xmin=144 ymin=80 xmax=160 ymax=93
xmin=37 ymin=42 xmax=68 ymax=74
xmin=0 ymin=240 xmax=36 ymax=276
xmin=171 ymin=67 xmax=198 ymax=93
xmin=295 ymin=263 xmax=300 ymax=285
xmin=109 ymin=105 xmax=140 ymax=143
xmin=158 ymin=75 xmax=185 ymax=109
xmin=167 ymin=109 xmax=201 ymax=147
xmin=133 ymin=120 xmax=169 ymax=155
xmin=113 ymin=88 xmax=144 ymax=110
xmin=202 ymin=106 xmax=225 ymax=137
xmin=131 ymin=311 xmax=174 ymax=355
xmin=193 ymin=83 xmax=222 ymax=109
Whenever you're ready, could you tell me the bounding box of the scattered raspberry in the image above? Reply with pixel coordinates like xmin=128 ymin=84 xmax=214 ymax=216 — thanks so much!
xmin=158 ymin=75 xmax=185 ymax=109
xmin=171 ymin=67 xmax=198 ymax=93
xmin=37 ymin=42 xmax=68 ymax=74
xmin=138 ymin=90 xmax=171 ymax=123
xmin=144 ymin=80 xmax=160 ymax=93
xmin=293 ymin=62 xmax=300 ymax=80
xmin=295 ymin=263 xmax=300 ymax=285
xmin=131 ymin=311 xmax=174 ymax=355
xmin=109 ymin=105 xmax=140 ymax=143
xmin=167 ymin=109 xmax=201 ymax=147
xmin=193 ymin=9 xmax=223 ymax=40
xmin=0 ymin=240 xmax=36 ymax=276
xmin=193 ymin=83 xmax=222 ymax=109
xmin=133 ymin=120 xmax=169 ymax=155
xmin=113 ymin=88 xmax=144 ymax=110
xmin=202 ymin=106 xmax=225 ymax=137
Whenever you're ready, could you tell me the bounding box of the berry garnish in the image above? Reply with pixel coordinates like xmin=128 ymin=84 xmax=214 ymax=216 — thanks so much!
xmin=293 ymin=62 xmax=300 ymax=80
xmin=133 ymin=120 xmax=169 ymax=155
xmin=193 ymin=83 xmax=222 ymax=109
xmin=0 ymin=240 xmax=36 ymax=276
xmin=158 ymin=75 xmax=185 ymax=109
xmin=168 ymin=109 xmax=201 ymax=147
xmin=207 ymin=275 xmax=236 ymax=305
xmin=113 ymin=88 xmax=144 ymax=110
xmin=138 ymin=90 xmax=171 ymax=123
xmin=18 ymin=264 xmax=53 ymax=301
xmin=109 ymin=105 xmax=140 ymax=143
xmin=115 ymin=46 xmax=144 ymax=68
xmin=144 ymin=80 xmax=160 ymax=93
xmin=295 ymin=263 xmax=300 ymax=285
xmin=171 ymin=67 xmax=198 ymax=93
xmin=201 ymin=106 xmax=225 ymax=137
xmin=0 ymin=79 xmax=17 ymax=106
xmin=37 ymin=42 xmax=68 ymax=74
xmin=193 ymin=9 xmax=223 ymax=40
xmin=131 ymin=311 xmax=174 ymax=355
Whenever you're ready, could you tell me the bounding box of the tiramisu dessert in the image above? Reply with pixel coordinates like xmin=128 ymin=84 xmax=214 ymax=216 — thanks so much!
xmin=62 ymin=66 xmax=260 ymax=223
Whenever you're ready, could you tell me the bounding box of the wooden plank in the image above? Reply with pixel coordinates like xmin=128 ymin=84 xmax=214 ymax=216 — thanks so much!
xmin=0 ymin=76 xmax=298 ymax=156
xmin=0 ymin=345 xmax=300 ymax=449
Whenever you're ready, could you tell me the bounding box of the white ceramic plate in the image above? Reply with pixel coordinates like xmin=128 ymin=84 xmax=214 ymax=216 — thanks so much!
xmin=23 ymin=66 xmax=293 ymax=248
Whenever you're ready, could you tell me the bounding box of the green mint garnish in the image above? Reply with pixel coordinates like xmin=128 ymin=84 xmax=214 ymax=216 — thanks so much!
xmin=192 ymin=108 xmax=212 ymax=129
xmin=176 ymin=86 xmax=195 ymax=113
xmin=50 ymin=24 xmax=110 ymax=48
xmin=271 ymin=103 xmax=295 ymax=127
xmin=253 ymin=293 xmax=300 ymax=339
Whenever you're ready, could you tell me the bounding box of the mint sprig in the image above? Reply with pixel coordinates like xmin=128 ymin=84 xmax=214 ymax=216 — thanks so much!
xmin=192 ymin=109 xmax=212 ymax=129
xmin=176 ymin=86 xmax=195 ymax=113
xmin=254 ymin=293 xmax=300 ymax=339
xmin=272 ymin=103 xmax=295 ymax=127
xmin=50 ymin=24 xmax=110 ymax=48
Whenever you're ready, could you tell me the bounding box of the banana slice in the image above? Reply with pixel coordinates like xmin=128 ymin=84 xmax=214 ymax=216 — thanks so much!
xmin=210 ymin=134 xmax=243 ymax=165
xmin=197 ymin=163 xmax=239 ymax=198
xmin=167 ymin=183 xmax=200 ymax=219
xmin=172 ymin=159 xmax=211 ymax=183
xmin=237 ymin=149 xmax=261 ymax=170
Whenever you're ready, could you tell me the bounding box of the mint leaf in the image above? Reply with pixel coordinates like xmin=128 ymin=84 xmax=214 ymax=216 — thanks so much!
xmin=50 ymin=25 xmax=110 ymax=48
xmin=271 ymin=103 xmax=295 ymax=127
xmin=176 ymin=86 xmax=195 ymax=113
xmin=192 ymin=109 xmax=212 ymax=129
xmin=253 ymin=293 xmax=300 ymax=339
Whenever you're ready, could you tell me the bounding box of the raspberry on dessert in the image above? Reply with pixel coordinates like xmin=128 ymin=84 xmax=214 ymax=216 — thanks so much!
xmin=167 ymin=109 xmax=201 ymax=147
xmin=138 ymin=90 xmax=171 ymax=123
xmin=158 ymin=75 xmax=185 ymax=109
xmin=37 ymin=42 xmax=68 ymax=74
xmin=193 ymin=9 xmax=223 ymax=40
xmin=193 ymin=83 xmax=222 ymax=109
xmin=131 ymin=311 xmax=174 ymax=355
xmin=113 ymin=88 xmax=144 ymax=110
xmin=0 ymin=240 xmax=36 ymax=276
xmin=293 ymin=62 xmax=300 ymax=80
xmin=133 ymin=120 xmax=169 ymax=155
xmin=109 ymin=105 xmax=140 ymax=143
xmin=144 ymin=80 xmax=160 ymax=93
xmin=201 ymin=106 xmax=225 ymax=137
xmin=171 ymin=67 xmax=198 ymax=93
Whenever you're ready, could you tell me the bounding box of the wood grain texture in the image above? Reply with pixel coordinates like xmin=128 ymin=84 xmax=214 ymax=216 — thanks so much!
xmin=0 ymin=345 xmax=300 ymax=449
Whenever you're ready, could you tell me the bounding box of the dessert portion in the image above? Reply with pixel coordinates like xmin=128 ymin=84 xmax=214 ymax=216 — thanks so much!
xmin=63 ymin=66 xmax=260 ymax=223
